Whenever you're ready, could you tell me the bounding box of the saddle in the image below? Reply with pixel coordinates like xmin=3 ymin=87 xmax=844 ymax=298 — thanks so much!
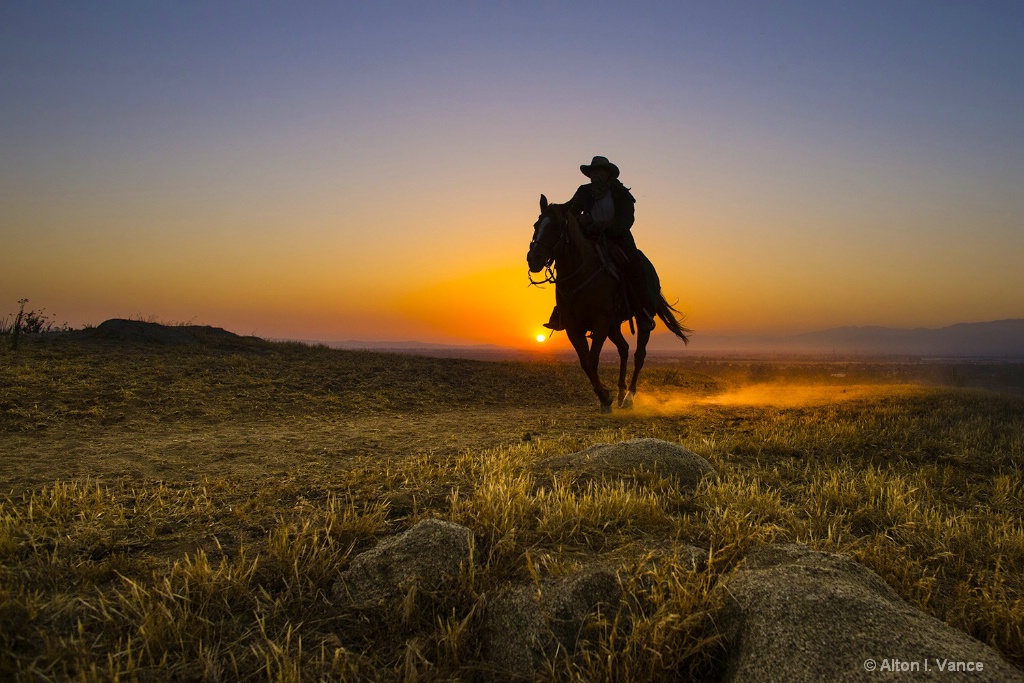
xmin=593 ymin=241 xmax=653 ymax=327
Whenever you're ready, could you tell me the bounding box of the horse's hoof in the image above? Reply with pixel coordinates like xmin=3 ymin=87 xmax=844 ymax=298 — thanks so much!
xmin=620 ymin=391 xmax=634 ymax=409
xmin=600 ymin=403 xmax=613 ymax=414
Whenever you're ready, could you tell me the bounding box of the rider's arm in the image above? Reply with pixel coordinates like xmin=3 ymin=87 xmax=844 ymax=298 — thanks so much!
xmin=604 ymin=189 xmax=635 ymax=238
xmin=568 ymin=185 xmax=594 ymax=228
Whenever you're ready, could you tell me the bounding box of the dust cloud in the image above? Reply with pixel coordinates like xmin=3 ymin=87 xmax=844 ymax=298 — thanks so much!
xmin=628 ymin=383 xmax=920 ymax=415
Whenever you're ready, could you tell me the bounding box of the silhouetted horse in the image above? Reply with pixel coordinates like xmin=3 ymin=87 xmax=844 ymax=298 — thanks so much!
xmin=527 ymin=195 xmax=689 ymax=412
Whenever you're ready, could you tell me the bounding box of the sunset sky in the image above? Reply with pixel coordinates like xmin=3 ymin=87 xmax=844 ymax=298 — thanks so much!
xmin=2 ymin=2 xmax=1022 ymax=348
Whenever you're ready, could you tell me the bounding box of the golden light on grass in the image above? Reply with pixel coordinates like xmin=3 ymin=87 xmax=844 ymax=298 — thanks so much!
xmin=3 ymin=340 xmax=1022 ymax=678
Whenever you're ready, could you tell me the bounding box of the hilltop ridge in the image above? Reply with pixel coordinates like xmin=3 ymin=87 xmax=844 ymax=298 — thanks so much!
xmin=649 ymin=319 xmax=1024 ymax=357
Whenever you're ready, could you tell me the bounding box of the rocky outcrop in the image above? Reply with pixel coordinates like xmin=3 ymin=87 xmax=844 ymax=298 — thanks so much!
xmin=720 ymin=544 xmax=1024 ymax=682
xmin=333 ymin=518 xmax=475 ymax=606
xmin=533 ymin=438 xmax=717 ymax=491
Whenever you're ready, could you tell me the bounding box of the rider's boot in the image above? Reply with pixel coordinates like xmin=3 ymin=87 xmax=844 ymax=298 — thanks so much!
xmin=543 ymin=305 xmax=565 ymax=331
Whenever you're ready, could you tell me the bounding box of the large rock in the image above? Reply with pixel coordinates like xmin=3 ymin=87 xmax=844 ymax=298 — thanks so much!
xmin=533 ymin=438 xmax=717 ymax=491
xmin=720 ymin=544 xmax=1024 ymax=682
xmin=333 ymin=518 xmax=474 ymax=605
xmin=482 ymin=567 xmax=622 ymax=679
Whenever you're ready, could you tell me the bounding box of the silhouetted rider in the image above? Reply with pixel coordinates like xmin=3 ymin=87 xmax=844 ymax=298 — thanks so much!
xmin=544 ymin=156 xmax=659 ymax=332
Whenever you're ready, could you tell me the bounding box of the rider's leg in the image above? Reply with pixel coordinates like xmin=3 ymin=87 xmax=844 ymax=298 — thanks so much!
xmin=611 ymin=239 xmax=656 ymax=332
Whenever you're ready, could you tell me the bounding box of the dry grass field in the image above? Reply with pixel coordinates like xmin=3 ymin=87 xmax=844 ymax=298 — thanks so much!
xmin=2 ymin=333 xmax=1022 ymax=681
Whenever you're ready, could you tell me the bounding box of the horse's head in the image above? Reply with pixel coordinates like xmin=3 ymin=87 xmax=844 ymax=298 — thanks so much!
xmin=527 ymin=194 xmax=567 ymax=273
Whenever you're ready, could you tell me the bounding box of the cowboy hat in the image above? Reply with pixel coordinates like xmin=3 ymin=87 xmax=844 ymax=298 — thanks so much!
xmin=580 ymin=156 xmax=619 ymax=179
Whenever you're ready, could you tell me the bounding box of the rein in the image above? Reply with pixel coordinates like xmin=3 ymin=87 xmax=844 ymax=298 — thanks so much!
xmin=526 ymin=259 xmax=593 ymax=292
xmin=528 ymin=263 xmax=557 ymax=286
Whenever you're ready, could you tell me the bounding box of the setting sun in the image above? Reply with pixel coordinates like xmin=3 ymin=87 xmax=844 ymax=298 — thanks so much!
xmin=536 ymin=334 xmax=546 ymax=343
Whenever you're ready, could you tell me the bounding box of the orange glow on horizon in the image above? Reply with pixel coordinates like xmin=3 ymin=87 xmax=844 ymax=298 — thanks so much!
xmin=396 ymin=266 xmax=572 ymax=349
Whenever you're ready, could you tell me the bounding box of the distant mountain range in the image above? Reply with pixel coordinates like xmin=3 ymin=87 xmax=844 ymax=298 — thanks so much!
xmin=671 ymin=319 xmax=1024 ymax=357
xmin=283 ymin=338 xmax=545 ymax=361
xmin=284 ymin=319 xmax=1024 ymax=359
xmin=320 ymin=339 xmax=501 ymax=351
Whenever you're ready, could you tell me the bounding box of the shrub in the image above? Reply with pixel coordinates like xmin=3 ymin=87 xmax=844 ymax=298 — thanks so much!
xmin=1 ymin=299 xmax=69 ymax=349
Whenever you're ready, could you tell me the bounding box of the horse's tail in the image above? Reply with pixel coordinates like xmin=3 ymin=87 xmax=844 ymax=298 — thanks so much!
xmin=656 ymin=294 xmax=691 ymax=344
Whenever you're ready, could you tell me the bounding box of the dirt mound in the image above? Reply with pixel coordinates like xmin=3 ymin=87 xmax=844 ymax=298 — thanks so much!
xmin=482 ymin=567 xmax=622 ymax=679
xmin=720 ymin=544 xmax=1024 ymax=682
xmin=533 ymin=438 xmax=717 ymax=491
xmin=333 ymin=518 xmax=474 ymax=606
xmin=96 ymin=319 xmax=201 ymax=346
xmin=94 ymin=319 xmax=260 ymax=348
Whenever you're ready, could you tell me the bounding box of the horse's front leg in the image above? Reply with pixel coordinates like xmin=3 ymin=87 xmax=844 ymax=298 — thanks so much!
xmin=566 ymin=326 xmax=612 ymax=412
xmin=608 ymin=324 xmax=630 ymax=408
xmin=625 ymin=326 xmax=651 ymax=405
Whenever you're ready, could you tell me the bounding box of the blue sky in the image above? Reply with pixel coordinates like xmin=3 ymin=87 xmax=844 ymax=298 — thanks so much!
xmin=2 ymin=1 xmax=1022 ymax=343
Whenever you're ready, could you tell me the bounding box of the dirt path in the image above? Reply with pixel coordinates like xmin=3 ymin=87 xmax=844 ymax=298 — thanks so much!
xmin=3 ymin=404 xmax=658 ymax=491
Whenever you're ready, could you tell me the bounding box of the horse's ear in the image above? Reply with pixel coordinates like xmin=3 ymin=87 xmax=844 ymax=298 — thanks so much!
xmin=540 ymin=194 xmax=548 ymax=212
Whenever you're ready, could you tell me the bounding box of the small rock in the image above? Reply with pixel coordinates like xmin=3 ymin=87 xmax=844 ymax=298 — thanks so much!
xmin=533 ymin=438 xmax=717 ymax=492
xmin=333 ymin=518 xmax=474 ymax=605
xmin=482 ymin=567 xmax=622 ymax=679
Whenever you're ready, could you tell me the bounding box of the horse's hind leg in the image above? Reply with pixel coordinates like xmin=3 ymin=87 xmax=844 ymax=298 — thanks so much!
xmin=609 ymin=325 xmax=630 ymax=407
xmin=587 ymin=329 xmax=613 ymax=413
xmin=624 ymin=327 xmax=651 ymax=407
